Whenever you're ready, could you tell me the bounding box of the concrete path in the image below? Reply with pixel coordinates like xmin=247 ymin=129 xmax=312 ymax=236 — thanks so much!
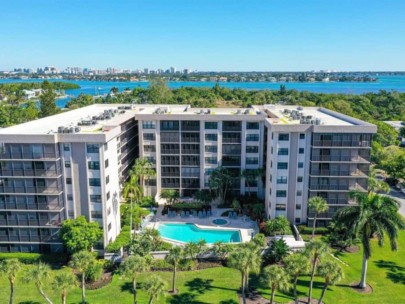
xmin=386 ymin=188 xmax=405 ymax=217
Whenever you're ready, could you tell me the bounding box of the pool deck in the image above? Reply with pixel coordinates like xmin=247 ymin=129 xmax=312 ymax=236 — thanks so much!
xmin=146 ymin=207 xmax=258 ymax=244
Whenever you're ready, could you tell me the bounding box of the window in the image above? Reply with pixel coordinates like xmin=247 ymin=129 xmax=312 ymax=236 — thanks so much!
xmin=278 ymin=148 xmax=288 ymax=155
xmin=296 ymin=204 xmax=302 ymax=210
xmin=105 ymin=159 xmax=109 ymax=168
xmin=205 ymin=146 xmax=217 ymax=153
xmin=246 ymin=157 xmax=259 ymax=165
xmin=67 ymin=194 xmax=73 ymax=201
xmin=90 ymin=195 xmax=102 ymax=203
xmin=106 ymin=175 xmax=110 ymax=184
xmin=277 ymin=162 xmax=288 ymax=170
xmin=246 ymin=122 xmax=259 ymax=129
xmin=104 ymin=143 xmax=108 ymax=151
xmin=246 ymin=134 xmax=259 ymax=142
xmin=144 ymin=145 xmax=156 ymax=153
xmin=297 ymin=190 xmax=302 ymax=196
xmin=88 ymin=161 xmax=100 ymax=170
xmin=299 ymin=148 xmax=304 ymax=154
xmin=276 ymin=190 xmax=287 ymax=197
xmin=278 ymin=134 xmax=289 ymax=141
xmin=246 ymin=146 xmax=259 ymax=153
xmin=143 ymin=133 xmax=155 ymax=141
xmin=295 ymin=218 xmax=301 ymax=224
xmin=142 ymin=121 xmax=156 ymax=129
xmin=86 ymin=144 xmax=99 ymax=153
xmin=205 ymin=122 xmax=218 ymax=129
xmin=276 ymin=204 xmax=286 ymax=211
xmin=297 ymin=176 xmax=303 ymax=182
xmin=205 ymin=134 xmax=218 ymax=141
xmin=277 ymin=177 xmax=287 ymax=184
xmin=160 ymin=121 xmax=179 ymax=131
xmin=300 ymin=133 xmax=305 ymax=139
xmin=108 ymin=223 xmax=112 ymax=231
xmin=298 ymin=162 xmax=304 ymax=168
xmin=64 ymin=161 xmax=71 ymax=168
xmin=106 ymin=191 xmax=110 ymax=200
xmin=66 ymin=178 xmax=72 ymax=184
xmin=205 ymin=157 xmax=217 ymax=165
xmin=63 ymin=144 xmax=70 ymax=152
xmin=89 ymin=178 xmax=101 ymax=187
xmin=91 ymin=211 xmax=102 ymax=219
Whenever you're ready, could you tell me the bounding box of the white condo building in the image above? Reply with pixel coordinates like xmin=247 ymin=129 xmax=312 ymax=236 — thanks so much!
xmin=0 ymin=104 xmax=376 ymax=253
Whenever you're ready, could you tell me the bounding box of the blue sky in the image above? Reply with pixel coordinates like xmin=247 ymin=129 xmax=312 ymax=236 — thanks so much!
xmin=1 ymin=0 xmax=404 ymax=71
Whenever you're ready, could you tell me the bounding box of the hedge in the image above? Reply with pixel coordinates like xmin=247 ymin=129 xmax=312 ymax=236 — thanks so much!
xmin=105 ymin=226 xmax=131 ymax=253
xmin=0 ymin=252 xmax=68 ymax=264
xmin=297 ymin=225 xmax=329 ymax=235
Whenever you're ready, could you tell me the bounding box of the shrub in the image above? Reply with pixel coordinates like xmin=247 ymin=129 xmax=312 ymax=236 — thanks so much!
xmin=140 ymin=196 xmax=158 ymax=208
xmin=86 ymin=260 xmax=104 ymax=282
xmin=0 ymin=252 xmax=68 ymax=265
xmin=105 ymin=226 xmax=131 ymax=253
xmin=297 ymin=225 xmax=329 ymax=235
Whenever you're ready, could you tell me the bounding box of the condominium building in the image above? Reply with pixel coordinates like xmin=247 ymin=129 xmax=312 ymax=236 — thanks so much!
xmin=0 ymin=103 xmax=376 ymax=253
xmin=0 ymin=105 xmax=138 ymax=253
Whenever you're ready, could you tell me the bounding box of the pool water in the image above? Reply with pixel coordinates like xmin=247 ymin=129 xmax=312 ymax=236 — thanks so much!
xmin=212 ymin=218 xmax=228 ymax=226
xmin=157 ymin=223 xmax=241 ymax=243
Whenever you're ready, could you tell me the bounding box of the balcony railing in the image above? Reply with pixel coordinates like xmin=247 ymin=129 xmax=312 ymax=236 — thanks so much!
xmin=312 ymin=141 xmax=371 ymax=147
xmin=0 ymin=169 xmax=62 ymax=177
xmin=0 ymin=219 xmax=62 ymax=227
xmin=311 ymin=155 xmax=370 ymax=162
xmin=161 ymin=183 xmax=180 ymax=188
xmin=310 ymin=183 xmax=366 ymax=191
xmin=0 ymin=152 xmax=59 ymax=160
xmin=310 ymin=169 xmax=369 ymax=177
xmin=0 ymin=234 xmax=61 ymax=243
xmin=181 ymin=149 xmax=200 ymax=154
xmin=0 ymin=186 xmax=62 ymax=195
xmin=0 ymin=203 xmax=63 ymax=211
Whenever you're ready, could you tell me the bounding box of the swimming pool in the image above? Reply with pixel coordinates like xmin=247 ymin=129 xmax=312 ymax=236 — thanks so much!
xmin=157 ymin=223 xmax=241 ymax=243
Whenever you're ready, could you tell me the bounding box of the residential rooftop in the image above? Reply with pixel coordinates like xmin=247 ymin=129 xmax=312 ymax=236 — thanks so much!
xmin=0 ymin=103 xmax=374 ymax=135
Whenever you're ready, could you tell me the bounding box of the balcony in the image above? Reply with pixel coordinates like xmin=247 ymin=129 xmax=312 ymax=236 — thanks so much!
xmin=0 ymin=169 xmax=62 ymax=177
xmin=312 ymin=141 xmax=371 ymax=148
xmin=161 ymin=183 xmax=180 ymax=188
xmin=0 ymin=152 xmax=59 ymax=160
xmin=0 ymin=234 xmax=61 ymax=243
xmin=0 ymin=219 xmax=62 ymax=227
xmin=311 ymin=155 xmax=370 ymax=162
xmin=0 ymin=186 xmax=63 ymax=195
xmin=310 ymin=183 xmax=366 ymax=192
xmin=310 ymin=169 xmax=369 ymax=177
xmin=0 ymin=203 xmax=63 ymax=211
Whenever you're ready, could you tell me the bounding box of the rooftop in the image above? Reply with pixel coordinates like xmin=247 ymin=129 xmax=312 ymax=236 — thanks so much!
xmin=260 ymin=105 xmax=365 ymax=126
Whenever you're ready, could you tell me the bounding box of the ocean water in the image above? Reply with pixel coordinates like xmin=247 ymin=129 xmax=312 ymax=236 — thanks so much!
xmin=1 ymin=75 xmax=404 ymax=107
xmin=157 ymin=223 xmax=241 ymax=243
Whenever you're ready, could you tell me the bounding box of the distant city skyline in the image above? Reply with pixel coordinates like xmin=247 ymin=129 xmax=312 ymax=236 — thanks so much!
xmin=1 ymin=0 xmax=405 ymax=71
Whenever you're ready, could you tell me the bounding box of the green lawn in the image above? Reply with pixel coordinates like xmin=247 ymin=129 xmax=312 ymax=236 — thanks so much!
xmin=0 ymin=266 xmax=240 ymax=304
xmin=259 ymin=230 xmax=405 ymax=304
xmin=2 ymin=232 xmax=405 ymax=303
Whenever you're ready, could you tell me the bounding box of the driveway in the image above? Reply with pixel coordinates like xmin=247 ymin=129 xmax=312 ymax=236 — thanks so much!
xmin=387 ymin=188 xmax=405 ymax=217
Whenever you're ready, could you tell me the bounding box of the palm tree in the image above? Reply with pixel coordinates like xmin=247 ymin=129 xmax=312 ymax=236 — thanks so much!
xmin=305 ymin=239 xmax=329 ymax=303
xmin=160 ymin=189 xmax=180 ymax=206
xmin=69 ymin=251 xmax=96 ymax=304
xmin=0 ymin=258 xmax=21 ymax=304
xmin=241 ymin=168 xmax=263 ymax=196
xmin=123 ymin=173 xmax=142 ymax=238
xmin=317 ymin=260 xmax=344 ymax=304
xmin=334 ymin=190 xmax=405 ymax=289
xmin=119 ymin=255 xmax=151 ymax=304
xmin=143 ymin=228 xmax=162 ymax=251
xmin=52 ymin=271 xmax=78 ymax=304
xmin=23 ymin=262 xmax=53 ymax=304
xmin=228 ymin=246 xmax=262 ymax=304
xmin=368 ymin=167 xmax=390 ymax=194
xmin=268 ymin=239 xmax=290 ymax=263
xmin=208 ymin=166 xmax=233 ymax=204
xmin=265 ymin=216 xmax=290 ymax=236
xmin=260 ymin=265 xmax=290 ymax=304
xmin=193 ymin=189 xmax=212 ymax=205
xmin=308 ymin=196 xmax=329 ymax=238
xmin=132 ymin=158 xmax=156 ymax=196
xmin=142 ymin=275 xmax=167 ymax=304
xmin=212 ymin=241 xmax=233 ymax=261
xmin=284 ymin=253 xmax=311 ymax=304
xmin=165 ymin=246 xmax=184 ymax=292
